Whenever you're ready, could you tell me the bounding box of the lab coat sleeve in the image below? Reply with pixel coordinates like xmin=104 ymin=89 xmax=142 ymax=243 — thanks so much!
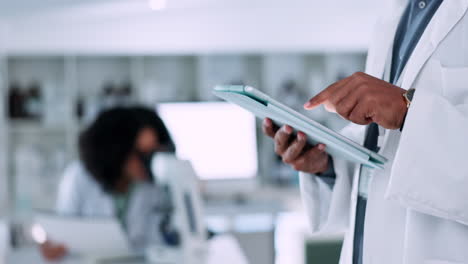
xmin=388 ymin=89 xmax=468 ymax=226
xmin=56 ymin=162 xmax=83 ymax=216
xmin=299 ymin=124 xmax=363 ymax=233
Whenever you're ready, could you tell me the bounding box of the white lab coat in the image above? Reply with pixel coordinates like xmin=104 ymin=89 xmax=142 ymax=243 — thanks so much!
xmin=300 ymin=1 xmax=468 ymax=263
xmin=56 ymin=162 xmax=166 ymax=250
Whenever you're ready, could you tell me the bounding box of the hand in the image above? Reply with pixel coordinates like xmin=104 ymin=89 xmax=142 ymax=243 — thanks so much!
xmin=304 ymin=72 xmax=408 ymax=129
xmin=262 ymin=118 xmax=329 ymax=174
xmin=39 ymin=241 xmax=68 ymax=261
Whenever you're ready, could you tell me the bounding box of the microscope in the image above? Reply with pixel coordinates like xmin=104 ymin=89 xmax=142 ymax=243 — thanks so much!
xmin=145 ymin=153 xmax=208 ymax=264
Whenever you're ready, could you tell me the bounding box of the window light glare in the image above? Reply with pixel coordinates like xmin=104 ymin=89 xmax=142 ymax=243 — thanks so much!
xmin=148 ymin=0 xmax=167 ymax=11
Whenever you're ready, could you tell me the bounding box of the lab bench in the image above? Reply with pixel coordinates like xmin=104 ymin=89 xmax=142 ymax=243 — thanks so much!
xmin=8 ymin=234 xmax=247 ymax=264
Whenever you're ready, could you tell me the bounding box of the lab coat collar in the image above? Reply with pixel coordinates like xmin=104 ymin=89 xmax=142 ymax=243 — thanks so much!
xmin=365 ymin=1 xmax=407 ymax=80
xmin=400 ymin=0 xmax=468 ymax=88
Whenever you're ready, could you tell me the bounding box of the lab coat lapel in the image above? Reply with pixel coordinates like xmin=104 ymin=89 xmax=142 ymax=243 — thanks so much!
xmin=365 ymin=1 xmax=407 ymax=79
xmin=363 ymin=1 xmax=406 ymax=152
xmin=400 ymin=0 xmax=468 ymax=89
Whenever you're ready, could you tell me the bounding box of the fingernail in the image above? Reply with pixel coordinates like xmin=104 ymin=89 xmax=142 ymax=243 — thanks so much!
xmin=318 ymin=144 xmax=325 ymax=151
xmin=304 ymin=102 xmax=312 ymax=109
xmin=283 ymin=126 xmax=292 ymax=134
xmin=264 ymin=119 xmax=271 ymax=127
xmin=298 ymin=132 xmax=306 ymax=141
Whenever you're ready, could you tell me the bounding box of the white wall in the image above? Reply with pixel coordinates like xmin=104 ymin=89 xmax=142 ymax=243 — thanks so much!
xmin=2 ymin=0 xmax=383 ymax=54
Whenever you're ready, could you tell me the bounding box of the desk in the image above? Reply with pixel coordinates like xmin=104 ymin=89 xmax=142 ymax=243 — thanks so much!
xmin=8 ymin=235 xmax=248 ymax=264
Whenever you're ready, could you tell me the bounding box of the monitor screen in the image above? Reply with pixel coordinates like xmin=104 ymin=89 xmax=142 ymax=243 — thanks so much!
xmin=156 ymin=102 xmax=258 ymax=180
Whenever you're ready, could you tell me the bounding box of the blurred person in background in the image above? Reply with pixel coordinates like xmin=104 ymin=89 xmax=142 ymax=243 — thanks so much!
xmin=40 ymin=106 xmax=176 ymax=260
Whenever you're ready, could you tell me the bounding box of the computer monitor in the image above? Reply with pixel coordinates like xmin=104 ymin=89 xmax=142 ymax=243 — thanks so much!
xmin=156 ymin=102 xmax=258 ymax=182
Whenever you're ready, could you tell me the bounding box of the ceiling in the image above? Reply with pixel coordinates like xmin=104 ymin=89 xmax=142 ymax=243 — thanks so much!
xmin=0 ymin=0 xmax=108 ymax=16
xmin=0 ymin=0 xmax=381 ymax=18
xmin=0 ymin=0 xmax=384 ymax=54
xmin=0 ymin=0 xmax=249 ymax=17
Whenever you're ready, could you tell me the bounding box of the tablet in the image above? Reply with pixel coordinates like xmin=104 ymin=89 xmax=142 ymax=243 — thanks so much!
xmin=34 ymin=214 xmax=131 ymax=256
xmin=213 ymin=85 xmax=387 ymax=169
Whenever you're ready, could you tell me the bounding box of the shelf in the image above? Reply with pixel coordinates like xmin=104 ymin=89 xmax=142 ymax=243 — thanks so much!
xmin=7 ymin=120 xmax=71 ymax=134
xmin=76 ymin=56 xmax=132 ymax=97
xmin=140 ymin=56 xmax=197 ymax=102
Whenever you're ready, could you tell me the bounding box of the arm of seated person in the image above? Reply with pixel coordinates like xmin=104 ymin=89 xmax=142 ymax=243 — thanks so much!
xmin=39 ymin=240 xmax=68 ymax=261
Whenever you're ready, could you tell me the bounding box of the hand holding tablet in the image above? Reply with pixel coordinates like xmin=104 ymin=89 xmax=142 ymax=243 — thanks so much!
xmin=213 ymin=85 xmax=387 ymax=169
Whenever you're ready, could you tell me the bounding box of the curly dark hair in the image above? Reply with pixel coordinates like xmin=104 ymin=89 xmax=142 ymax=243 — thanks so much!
xmin=78 ymin=106 xmax=175 ymax=193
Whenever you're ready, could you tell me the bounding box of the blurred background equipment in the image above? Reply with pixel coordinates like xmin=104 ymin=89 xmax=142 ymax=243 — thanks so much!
xmin=0 ymin=54 xmax=363 ymax=263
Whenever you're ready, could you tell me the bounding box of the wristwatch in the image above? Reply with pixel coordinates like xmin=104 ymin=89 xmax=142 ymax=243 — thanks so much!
xmin=403 ymin=88 xmax=416 ymax=108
